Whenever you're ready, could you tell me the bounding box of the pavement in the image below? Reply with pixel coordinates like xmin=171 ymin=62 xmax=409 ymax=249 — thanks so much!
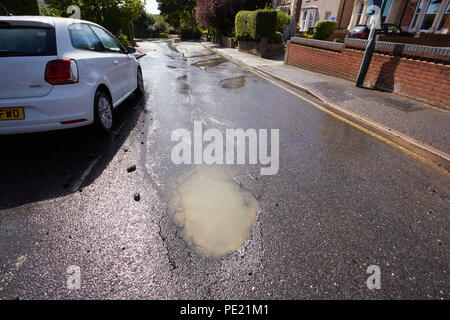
xmin=0 ymin=40 xmax=448 ymax=300
xmin=202 ymin=42 xmax=450 ymax=162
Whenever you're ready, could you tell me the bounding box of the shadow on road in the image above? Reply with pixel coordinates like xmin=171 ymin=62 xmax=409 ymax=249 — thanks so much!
xmin=0 ymin=93 xmax=147 ymax=210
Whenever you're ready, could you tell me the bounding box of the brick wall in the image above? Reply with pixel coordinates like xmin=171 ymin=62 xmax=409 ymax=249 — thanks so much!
xmin=285 ymin=38 xmax=450 ymax=110
xmin=221 ymin=36 xmax=235 ymax=48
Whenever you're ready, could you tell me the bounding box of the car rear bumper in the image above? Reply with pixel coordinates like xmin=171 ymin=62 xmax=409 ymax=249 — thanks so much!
xmin=0 ymin=84 xmax=94 ymax=135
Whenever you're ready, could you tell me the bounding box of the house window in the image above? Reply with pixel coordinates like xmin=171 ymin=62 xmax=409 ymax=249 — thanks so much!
xmin=438 ymin=2 xmax=450 ymax=30
xmin=300 ymin=9 xmax=316 ymax=31
xmin=421 ymin=0 xmax=443 ymax=31
xmin=356 ymin=1 xmax=366 ymax=24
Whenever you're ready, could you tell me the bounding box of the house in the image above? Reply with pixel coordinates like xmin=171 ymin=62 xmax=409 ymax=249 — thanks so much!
xmin=298 ymin=0 xmax=354 ymax=31
xmin=348 ymin=0 xmax=449 ymax=34
xmin=275 ymin=0 xmax=354 ymax=32
xmin=274 ymin=0 xmax=302 ymax=22
xmin=400 ymin=0 xmax=449 ymax=34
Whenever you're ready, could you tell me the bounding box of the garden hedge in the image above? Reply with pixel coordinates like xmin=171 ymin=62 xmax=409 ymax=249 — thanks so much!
xmin=248 ymin=10 xmax=277 ymax=42
xmin=235 ymin=9 xmax=279 ymax=43
xmin=235 ymin=11 xmax=252 ymax=40
xmin=313 ymin=20 xmax=338 ymax=40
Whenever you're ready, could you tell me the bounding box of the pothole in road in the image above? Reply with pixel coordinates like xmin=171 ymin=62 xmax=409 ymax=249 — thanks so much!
xmin=219 ymin=76 xmax=246 ymax=90
xmin=192 ymin=58 xmax=227 ymax=70
xmin=168 ymin=168 xmax=260 ymax=258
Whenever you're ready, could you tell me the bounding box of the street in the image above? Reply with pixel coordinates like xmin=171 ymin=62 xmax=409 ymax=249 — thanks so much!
xmin=0 ymin=40 xmax=448 ymax=299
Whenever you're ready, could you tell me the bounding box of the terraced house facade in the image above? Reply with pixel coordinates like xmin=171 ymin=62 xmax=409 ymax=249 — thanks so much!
xmin=275 ymin=0 xmax=450 ymax=34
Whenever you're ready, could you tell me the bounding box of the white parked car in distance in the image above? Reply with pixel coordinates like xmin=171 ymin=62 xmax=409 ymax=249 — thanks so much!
xmin=0 ymin=16 xmax=144 ymax=134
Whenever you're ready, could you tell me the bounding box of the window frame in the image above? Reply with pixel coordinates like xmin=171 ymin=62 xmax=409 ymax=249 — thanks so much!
xmin=68 ymin=23 xmax=127 ymax=54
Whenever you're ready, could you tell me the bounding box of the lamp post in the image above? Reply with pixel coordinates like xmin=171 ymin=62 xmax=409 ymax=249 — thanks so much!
xmin=355 ymin=0 xmax=385 ymax=88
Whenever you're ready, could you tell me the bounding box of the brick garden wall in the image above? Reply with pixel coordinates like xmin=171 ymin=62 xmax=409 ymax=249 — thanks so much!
xmin=285 ymin=38 xmax=450 ymax=110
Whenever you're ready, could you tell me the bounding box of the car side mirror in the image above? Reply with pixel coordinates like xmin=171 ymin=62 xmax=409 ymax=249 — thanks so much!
xmin=127 ymin=46 xmax=136 ymax=54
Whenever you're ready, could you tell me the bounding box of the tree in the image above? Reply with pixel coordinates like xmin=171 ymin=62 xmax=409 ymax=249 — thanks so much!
xmin=1 ymin=0 xmax=39 ymax=15
xmin=134 ymin=10 xmax=156 ymax=38
xmin=156 ymin=0 xmax=196 ymax=36
xmin=196 ymin=0 xmax=270 ymax=37
xmin=42 ymin=0 xmax=144 ymax=44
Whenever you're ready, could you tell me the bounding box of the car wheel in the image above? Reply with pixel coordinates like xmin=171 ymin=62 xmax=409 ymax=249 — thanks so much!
xmin=94 ymin=90 xmax=114 ymax=133
xmin=135 ymin=68 xmax=144 ymax=96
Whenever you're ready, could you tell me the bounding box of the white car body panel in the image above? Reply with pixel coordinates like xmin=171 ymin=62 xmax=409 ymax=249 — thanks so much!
xmin=0 ymin=16 xmax=141 ymax=135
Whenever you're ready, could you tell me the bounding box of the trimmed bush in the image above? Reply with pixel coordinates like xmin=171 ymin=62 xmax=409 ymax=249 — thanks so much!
xmin=235 ymin=11 xmax=252 ymax=41
xmin=313 ymin=20 xmax=338 ymax=40
xmin=276 ymin=10 xmax=290 ymax=33
xmin=248 ymin=10 xmax=277 ymax=42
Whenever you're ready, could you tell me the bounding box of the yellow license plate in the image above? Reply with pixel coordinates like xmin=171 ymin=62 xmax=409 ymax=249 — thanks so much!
xmin=0 ymin=107 xmax=25 ymax=121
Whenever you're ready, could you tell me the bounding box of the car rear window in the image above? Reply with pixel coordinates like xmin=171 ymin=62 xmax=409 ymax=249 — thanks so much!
xmin=0 ymin=27 xmax=57 ymax=57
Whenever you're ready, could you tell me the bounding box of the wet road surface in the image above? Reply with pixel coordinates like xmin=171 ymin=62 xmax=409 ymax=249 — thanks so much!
xmin=0 ymin=40 xmax=448 ymax=299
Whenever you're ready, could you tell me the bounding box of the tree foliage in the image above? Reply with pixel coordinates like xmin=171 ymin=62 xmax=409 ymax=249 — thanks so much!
xmin=1 ymin=0 xmax=39 ymax=15
xmin=156 ymin=0 xmax=196 ymax=31
xmin=42 ymin=0 xmax=143 ymax=38
xmin=196 ymin=0 xmax=270 ymax=36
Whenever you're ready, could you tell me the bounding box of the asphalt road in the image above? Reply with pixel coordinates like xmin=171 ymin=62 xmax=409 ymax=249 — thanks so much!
xmin=0 ymin=40 xmax=448 ymax=300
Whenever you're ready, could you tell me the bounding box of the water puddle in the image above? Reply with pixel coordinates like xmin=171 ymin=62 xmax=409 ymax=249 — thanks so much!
xmin=192 ymin=58 xmax=226 ymax=70
xmin=179 ymin=83 xmax=190 ymax=95
xmin=219 ymin=76 xmax=246 ymax=90
xmin=167 ymin=40 xmax=180 ymax=53
xmin=168 ymin=169 xmax=260 ymax=258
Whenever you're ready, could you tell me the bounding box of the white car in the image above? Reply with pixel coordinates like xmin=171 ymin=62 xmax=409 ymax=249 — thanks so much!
xmin=0 ymin=16 xmax=144 ymax=134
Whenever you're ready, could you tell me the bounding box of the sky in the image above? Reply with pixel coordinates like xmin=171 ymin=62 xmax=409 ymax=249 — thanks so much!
xmin=145 ymin=0 xmax=160 ymax=15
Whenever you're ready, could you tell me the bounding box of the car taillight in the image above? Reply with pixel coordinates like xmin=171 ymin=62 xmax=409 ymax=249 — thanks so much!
xmin=359 ymin=32 xmax=368 ymax=39
xmin=45 ymin=59 xmax=78 ymax=85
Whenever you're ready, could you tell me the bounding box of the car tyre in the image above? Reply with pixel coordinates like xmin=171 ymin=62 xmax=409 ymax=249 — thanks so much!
xmin=94 ymin=90 xmax=114 ymax=133
xmin=135 ymin=68 xmax=144 ymax=96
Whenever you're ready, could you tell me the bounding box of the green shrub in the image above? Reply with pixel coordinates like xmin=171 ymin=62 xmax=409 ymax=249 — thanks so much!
xmin=248 ymin=10 xmax=277 ymax=42
xmin=313 ymin=20 xmax=338 ymax=40
xmin=210 ymin=27 xmax=222 ymax=43
xmin=235 ymin=11 xmax=252 ymax=41
xmin=155 ymin=33 xmax=169 ymax=38
xmin=117 ymin=35 xmax=130 ymax=47
xmin=180 ymin=26 xmax=202 ymax=40
xmin=271 ymin=31 xmax=283 ymax=44
xmin=276 ymin=11 xmax=290 ymax=33
xmin=168 ymin=27 xmax=178 ymax=35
